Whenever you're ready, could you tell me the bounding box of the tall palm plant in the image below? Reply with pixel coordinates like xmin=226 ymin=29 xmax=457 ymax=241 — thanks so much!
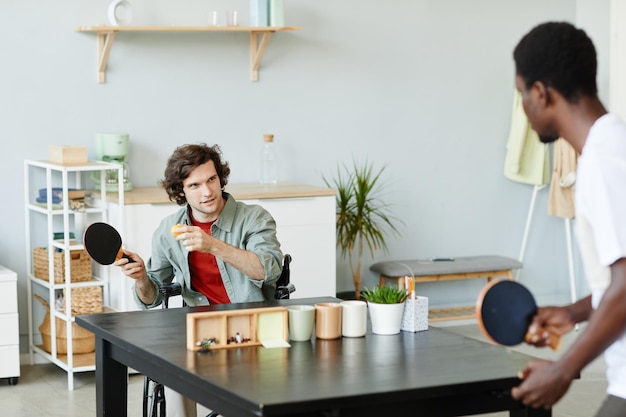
xmin=324 ymin=160 xmax=401 ymax=299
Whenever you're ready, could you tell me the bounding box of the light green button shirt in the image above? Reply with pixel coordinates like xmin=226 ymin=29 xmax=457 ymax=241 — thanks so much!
xmin=134 ymin=192 xmax=283 ymax=308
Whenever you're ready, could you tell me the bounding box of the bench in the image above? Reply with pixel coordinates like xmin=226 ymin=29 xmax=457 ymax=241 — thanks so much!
xmin=369 ymin=255 xmax=523 ymax=321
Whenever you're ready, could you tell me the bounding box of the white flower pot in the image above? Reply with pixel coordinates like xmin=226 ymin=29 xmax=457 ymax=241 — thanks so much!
xmin=367 ymin=301 xmax=406 ymax=335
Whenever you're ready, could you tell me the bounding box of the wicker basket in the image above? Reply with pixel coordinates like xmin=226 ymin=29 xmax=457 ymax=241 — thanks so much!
xmin=65 ymin=286 xmax=103 ymax=316
xmin=33 ymin=246 xmax=92 ymax=283
xmin=34 ymin=294 xmax=95 ymax=354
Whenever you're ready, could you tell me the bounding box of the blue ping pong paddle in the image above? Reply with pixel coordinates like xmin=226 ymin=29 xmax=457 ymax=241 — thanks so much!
xmin=83 ymin=222 xmax=134 ymax=265
xmin=476 ymin=280 xmax=561 ymax=350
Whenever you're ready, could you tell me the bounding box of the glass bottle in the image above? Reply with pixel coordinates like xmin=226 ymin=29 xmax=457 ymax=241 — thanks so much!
xmin=260 ymin=134 xmax=278 ymax=184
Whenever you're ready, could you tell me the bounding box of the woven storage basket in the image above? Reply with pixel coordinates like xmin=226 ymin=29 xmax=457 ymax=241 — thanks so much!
xmin=33 ymin=246 xmax=92 ymax=283
xmin=65 ymin=286 xmax=103 ymax=315
xmin=34 ymin=294 xmax=95 ymax=354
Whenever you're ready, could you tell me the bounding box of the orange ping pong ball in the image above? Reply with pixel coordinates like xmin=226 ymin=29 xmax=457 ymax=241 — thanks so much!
xmin=170 ymin=224 xmax=183 ymax=237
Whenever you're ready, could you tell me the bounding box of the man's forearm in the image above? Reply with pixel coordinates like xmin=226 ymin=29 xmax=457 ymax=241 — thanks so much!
xmin=135 ymin=276 xmax=157 ymax=305
xmin=567 ymin=295 xmax=593 ymax=323
xmin=212 ymin=240 xmax=265 ymax=280
xmin=558 ymin=260 xmax=626 ymax=377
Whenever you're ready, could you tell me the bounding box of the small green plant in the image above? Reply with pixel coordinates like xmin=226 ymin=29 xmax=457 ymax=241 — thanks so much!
xmin=360 ymin=286 xmax=407 ymax=304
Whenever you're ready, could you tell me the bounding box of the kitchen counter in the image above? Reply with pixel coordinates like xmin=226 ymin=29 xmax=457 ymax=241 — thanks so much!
xmin=107 ymin=182 xmax=336 ymax=205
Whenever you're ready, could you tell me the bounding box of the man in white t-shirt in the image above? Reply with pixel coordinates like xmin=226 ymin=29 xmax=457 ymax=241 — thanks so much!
xmin=510 ymin=22 xmax=626 ymax=416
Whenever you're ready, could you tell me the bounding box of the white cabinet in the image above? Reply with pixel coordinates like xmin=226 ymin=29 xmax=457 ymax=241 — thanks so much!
xmin=107 ymin=183 xmax=336 ymax=311
xmin=0 ymin=266 xmax=19 ymax=385
xmin=244 ymin=196 xmax=336 ymax=300
xmin=24 ymin=160 xmax=124 ymax=390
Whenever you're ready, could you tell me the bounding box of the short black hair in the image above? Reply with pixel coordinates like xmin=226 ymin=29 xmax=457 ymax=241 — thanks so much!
xmin=513 ymin=21 xmax=597 ymax=102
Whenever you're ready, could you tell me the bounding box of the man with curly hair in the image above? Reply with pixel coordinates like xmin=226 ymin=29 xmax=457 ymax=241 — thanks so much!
xmin=116 ymin=143 xmax=283 ymax=416
xmin=510 ymin=22 xmax=626 ymax=416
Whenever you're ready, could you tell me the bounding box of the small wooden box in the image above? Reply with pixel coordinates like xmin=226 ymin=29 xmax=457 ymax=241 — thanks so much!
xmin=186 ymin=306 xmax=288 ymax=351
xmin=48 ymin=145 xmax=88 ymax=165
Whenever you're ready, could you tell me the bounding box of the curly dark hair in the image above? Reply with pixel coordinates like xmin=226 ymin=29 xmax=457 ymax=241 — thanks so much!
xmin=513 ymin=21 xmax=597 ymax=103
xmin=160 ymin=143 xmax=231 ymax=206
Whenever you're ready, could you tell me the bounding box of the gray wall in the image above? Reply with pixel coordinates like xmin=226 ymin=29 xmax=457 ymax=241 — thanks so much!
xmin=1 ymin=0 xmax=610 ymax=345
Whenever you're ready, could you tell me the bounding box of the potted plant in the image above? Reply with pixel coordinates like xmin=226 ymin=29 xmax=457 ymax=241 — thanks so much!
xmin=361 ymin=285 xmax=408 ymax=335
xmin=323 ymin=159 xmax=401 ymax=300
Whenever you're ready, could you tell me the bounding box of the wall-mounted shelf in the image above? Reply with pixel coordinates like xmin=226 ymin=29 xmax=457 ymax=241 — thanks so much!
xmin=74 ymin=25 xmax=302 ymax=83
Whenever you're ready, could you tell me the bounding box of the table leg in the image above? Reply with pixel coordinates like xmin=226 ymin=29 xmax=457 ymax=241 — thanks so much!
xmin=510 ymin=407 xmax=551 ymax=416
xmin=95 ymin=336 xmax=128 ymax=417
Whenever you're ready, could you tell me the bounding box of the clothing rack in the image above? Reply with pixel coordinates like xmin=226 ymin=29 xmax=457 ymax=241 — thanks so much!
xmin=516 ymin=184 xmax=578 ymax=304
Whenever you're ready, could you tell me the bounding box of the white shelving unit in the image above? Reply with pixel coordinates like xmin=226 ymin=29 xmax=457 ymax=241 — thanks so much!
xmin=24 ymin=160 xmax=124 ymax=390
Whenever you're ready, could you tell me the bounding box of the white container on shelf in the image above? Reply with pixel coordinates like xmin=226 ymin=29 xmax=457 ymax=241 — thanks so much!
xmin=269 ymin=0 xmax=285 ymax=27
xmin=249 ymin=0 xmax=269 ymax=26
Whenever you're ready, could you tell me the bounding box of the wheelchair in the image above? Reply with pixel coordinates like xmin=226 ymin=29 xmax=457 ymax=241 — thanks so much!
xmin=143 ymin=254 xmax=294 ymax=417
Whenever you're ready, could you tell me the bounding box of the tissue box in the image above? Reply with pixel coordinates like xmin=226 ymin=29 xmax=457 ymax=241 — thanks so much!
xmin=49 ymin=145 xmax=88 ymax=165
xmin=401 ymin=297 xmax=429 ymax=332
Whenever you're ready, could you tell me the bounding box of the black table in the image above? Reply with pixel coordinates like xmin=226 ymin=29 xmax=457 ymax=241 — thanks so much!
xmin=76 ymin=297 xmax=550 ymax=417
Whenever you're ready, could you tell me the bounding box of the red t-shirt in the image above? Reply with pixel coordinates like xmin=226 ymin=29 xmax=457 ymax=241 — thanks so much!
xmin=188 ymin=216 xmax=231 ymax=304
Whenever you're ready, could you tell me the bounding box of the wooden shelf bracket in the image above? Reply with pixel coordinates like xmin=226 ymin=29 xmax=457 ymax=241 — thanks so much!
xmin=97 ymin=31 xmax=117 ymax=83
xmin=250 ymin=31 xmax=272 ymax=82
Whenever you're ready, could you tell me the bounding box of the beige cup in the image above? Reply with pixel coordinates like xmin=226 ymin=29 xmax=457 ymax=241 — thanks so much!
xmin=287 ymin=305 xmax=315 ymax=341
xmin=315 ymin=302 xmax=342 ymax=339
xmin=341 ymin=300 xmax=367 ymax=337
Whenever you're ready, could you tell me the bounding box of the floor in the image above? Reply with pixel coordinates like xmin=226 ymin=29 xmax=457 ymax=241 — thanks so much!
xmin=0 ymin=321 xmax=608 ymax=417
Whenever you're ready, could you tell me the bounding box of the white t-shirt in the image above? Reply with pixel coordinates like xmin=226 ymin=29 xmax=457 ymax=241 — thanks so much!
xmin=575 ymin=112 xmax=626 ymax=399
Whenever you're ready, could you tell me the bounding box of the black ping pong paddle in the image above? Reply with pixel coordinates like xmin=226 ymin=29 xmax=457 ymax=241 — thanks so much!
xmin=476 ymin=279 xmax=561 ymax=350
xmin=83 ymin=222 xmax=134 ymax=265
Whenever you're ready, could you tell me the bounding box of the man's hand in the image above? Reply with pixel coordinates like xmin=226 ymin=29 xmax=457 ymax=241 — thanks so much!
xmin=175 ymin=225 xmax=213 ymax=254
xmin=114 ymin=249 xmax=146 ymax=281
xmin=113 ymin=249 xmax=156 ymax=304
xmin=525 ymin=306 xmax=575 ymax=347
xmin=511 ymin=360 xmax=575 ymax=409
xmin=175 ymin=225 xmax=265 ymax=279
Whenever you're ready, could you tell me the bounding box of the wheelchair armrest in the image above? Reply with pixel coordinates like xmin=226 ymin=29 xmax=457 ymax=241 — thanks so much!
xmin=275 ymin=283 xmax=296 ymax=300
xmin=159 ymin=282 xmax=182 ymax=297
xmin=273 ymin=254 xmax=294 ymax=300
xmin=159 ymin=282 xmax=182 ymax=309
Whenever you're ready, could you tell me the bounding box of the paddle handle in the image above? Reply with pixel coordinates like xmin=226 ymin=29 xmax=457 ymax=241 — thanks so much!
xmin=116 ymin=248 xmax=136 ymax=264
xmin=524 ymin=330 xmax=562 ymax=351
xmin=547 ymin=333 xmax=562 ymax=351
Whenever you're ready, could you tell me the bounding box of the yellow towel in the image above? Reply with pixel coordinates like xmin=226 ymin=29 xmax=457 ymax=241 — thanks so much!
xmin=503 ymin=90 xmax=551 ymax=186
xmin=548 ymin=138 xmax=578 ymax=219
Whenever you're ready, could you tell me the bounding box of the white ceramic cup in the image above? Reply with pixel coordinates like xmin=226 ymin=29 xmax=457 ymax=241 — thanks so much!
xmin=286 ymin=305 xmax=315 ymax=341
xmin=341 ymin=300 xmax=368 ymax=337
